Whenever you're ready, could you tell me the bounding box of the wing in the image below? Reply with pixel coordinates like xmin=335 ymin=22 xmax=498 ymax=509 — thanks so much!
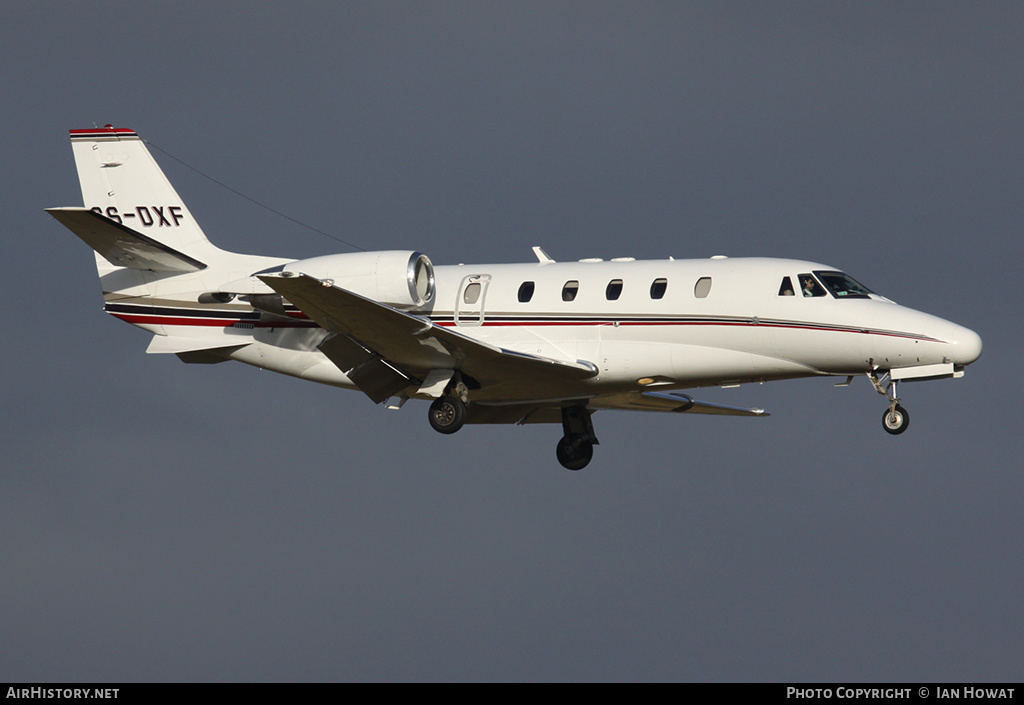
xmin=258 ymin=273 xmax=598 ymax=403
xmin=590 ymin=390 xmax=769 ymax=417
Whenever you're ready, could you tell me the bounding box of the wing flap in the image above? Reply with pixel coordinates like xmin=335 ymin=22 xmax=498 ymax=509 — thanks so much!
xmin=47 ymin=207 xmax=206 ymax=272
xmin=258 ymin=273 xmax=598 ymax=402
xmin=318 ymin=332 xmax=415 ymax=403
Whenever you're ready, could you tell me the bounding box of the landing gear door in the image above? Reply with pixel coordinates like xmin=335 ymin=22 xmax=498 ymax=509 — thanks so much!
xmin=456 ymin=274 xmax=490 ymax=327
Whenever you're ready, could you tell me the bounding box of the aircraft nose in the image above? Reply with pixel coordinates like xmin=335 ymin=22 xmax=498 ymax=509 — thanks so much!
xmin=950 ymin=325 xmax=983 ymax=366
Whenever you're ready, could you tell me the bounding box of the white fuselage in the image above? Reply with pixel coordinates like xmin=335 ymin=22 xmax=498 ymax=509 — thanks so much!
xmin=104 ymin=254 xmax=982 ymax=402
xmin=424 ymin=256 xmax=980 ymax=396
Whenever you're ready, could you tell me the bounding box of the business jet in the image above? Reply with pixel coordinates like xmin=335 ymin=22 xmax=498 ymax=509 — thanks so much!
xmin=48 ymin=126 xmax=982 ymax=470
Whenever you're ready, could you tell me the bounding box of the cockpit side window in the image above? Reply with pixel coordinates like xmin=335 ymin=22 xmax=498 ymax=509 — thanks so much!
xmin=778 ymin=276 xmax=795 ymax=296
xmin=798 ymin=273 xmax=826 ymax=297
xmin=814 ymin=271 xmax=874 ymax=299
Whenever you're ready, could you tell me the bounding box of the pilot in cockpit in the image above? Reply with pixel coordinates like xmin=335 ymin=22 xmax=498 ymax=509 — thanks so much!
xmin=802 ymin=276 xmax=822 ymax=297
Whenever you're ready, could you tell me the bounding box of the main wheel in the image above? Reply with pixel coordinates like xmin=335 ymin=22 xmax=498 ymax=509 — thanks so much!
xmin=428 ymin=396 xmax=466 ymax=434
xmin=556 ymin=433 xmax=594 ymax=471
xmin=882 ymin=404 xmax=910 ymax=435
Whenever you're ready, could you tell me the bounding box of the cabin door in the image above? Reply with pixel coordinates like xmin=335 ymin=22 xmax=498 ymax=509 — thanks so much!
xmin=455 ymin=274 xmax=491 ymax=327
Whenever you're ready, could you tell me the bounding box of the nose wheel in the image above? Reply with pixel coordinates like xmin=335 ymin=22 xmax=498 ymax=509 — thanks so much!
xmin=882 ymin=404 xmax=910 ymax=435
xmin=868 ymin=371 xmax=911 ymax=435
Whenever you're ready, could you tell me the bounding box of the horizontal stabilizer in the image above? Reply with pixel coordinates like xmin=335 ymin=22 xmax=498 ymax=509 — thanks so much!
xmin=146 ymin=335 xmax=248 ymax=355
xmin=146 ymin=336 xmax=248 ymax=366
xmin=47 ymin=207 xmax=206 ymax=272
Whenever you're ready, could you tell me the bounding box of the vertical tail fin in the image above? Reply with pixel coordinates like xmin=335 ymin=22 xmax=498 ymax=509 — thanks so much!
xmin=68 ymin=126 xmax=223 ymax=263
xmin=53 ymin=125 xmax=292 ymax=349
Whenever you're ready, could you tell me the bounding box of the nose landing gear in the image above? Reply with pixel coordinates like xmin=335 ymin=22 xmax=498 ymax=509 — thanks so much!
xmin=868 ymin=371 xmax=910 ymax=435
xmin=882 ymin=403 xmax=910 ymax=435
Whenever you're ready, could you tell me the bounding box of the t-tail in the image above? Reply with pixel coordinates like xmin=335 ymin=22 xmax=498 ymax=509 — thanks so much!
xmin=48 ymin=125 xmax=268 ymax=273
xmin=47 ymin=126 xmax=290 ymax=358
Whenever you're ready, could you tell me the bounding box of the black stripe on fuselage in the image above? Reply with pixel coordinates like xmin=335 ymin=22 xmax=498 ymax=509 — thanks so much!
xmin=101 ymin=302 xmax=943 ymax=342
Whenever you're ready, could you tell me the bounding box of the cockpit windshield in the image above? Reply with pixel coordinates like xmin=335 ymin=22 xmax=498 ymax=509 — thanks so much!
xmin=813 ymin=271 xmax=874 ymax=299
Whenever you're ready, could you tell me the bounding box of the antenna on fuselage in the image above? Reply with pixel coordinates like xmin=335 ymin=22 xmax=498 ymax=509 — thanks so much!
xmin=532 ymin=246 xmax=556 ymax=264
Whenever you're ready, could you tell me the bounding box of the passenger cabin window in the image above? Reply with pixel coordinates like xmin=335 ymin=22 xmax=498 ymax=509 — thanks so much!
xmin=518 ymin=281 xmax=535 ymax=303
xmin=650 ymin=278 xmax=668 ymax=300
xmin=799 ymin=273 xmax=826 ymax=298
xmin=463 ymin=282 xmax=482 ymax=304
xmin=694 ymin=277 xmax=712 ymax=299
xmin=562 ymin=280 xmax=579 ymax=302
xmin=606 ymin=279 xmax=623 ymax=300
xmin=778 ymin=276 xmax=795 ymax=296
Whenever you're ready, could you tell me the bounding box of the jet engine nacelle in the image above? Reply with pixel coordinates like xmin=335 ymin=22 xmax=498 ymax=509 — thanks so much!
xmin=282 ymin=250 xmax=435 ymax=310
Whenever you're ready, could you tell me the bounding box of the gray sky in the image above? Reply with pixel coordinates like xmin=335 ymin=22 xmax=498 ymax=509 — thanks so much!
xmin=2 ymin=1 xmax=1021 ymax=682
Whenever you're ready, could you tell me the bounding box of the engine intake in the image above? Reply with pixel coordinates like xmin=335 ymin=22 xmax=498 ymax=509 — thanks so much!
xmin=281 ymin=251 xmax=435 ymax=310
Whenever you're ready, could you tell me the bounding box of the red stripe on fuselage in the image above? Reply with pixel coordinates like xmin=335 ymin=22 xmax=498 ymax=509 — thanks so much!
xmin=434 ymin=319 xmax=942 ymax=342
xmin=108 ymin=312 xmax=315 ymax=328
xmin=107 ymin=309 xmax=942 ymax=343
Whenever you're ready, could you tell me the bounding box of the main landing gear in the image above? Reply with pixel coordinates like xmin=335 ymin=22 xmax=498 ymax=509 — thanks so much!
xmin=868 ymin=371 xmax=910 ymax=435
xmin=428 ymin=395 xmax=467 ymax=434
xmin=427 ymin=376 xmax=470 ymax=435
xmin=424 ymin=376 xmax=598 ymax=470
xmin=556 ymin=405 xmax=599 ymax=471
xmin=426 ymin=396 xmax=599 ymax=471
